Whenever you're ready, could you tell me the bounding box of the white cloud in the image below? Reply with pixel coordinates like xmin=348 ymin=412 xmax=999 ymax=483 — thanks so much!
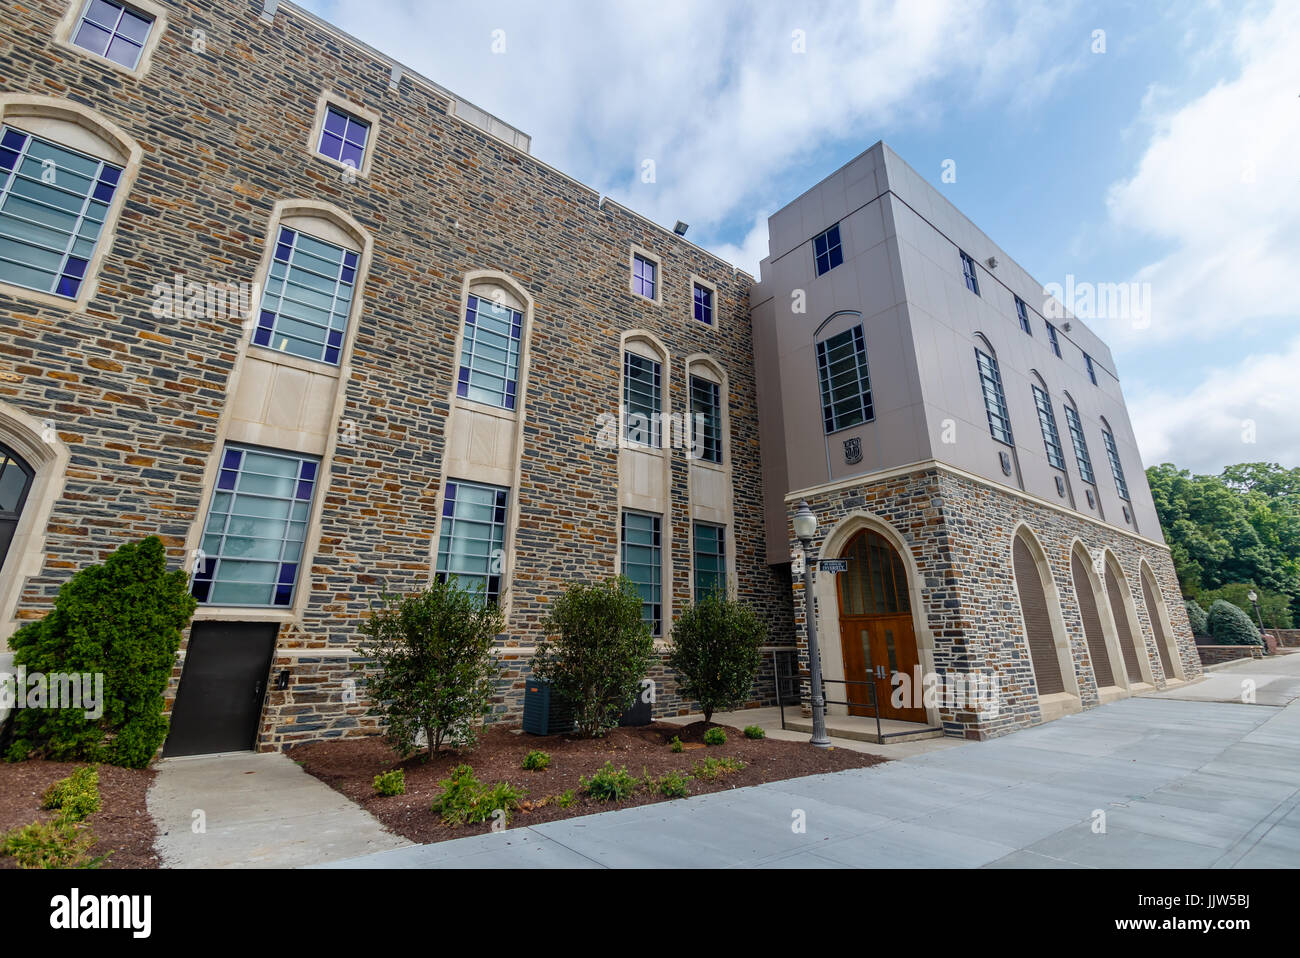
xmin=1129 ymin=335 xmax=1300 ymax=474
xmin=314 ymin=0 xmax=1080 ymax=263
xmin=1103 ymin=0 xmax=1300 ymax=347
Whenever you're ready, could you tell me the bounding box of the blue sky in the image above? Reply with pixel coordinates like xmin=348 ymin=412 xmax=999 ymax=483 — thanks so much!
xmin=300 ymin=0 xmax=1299 ymax=477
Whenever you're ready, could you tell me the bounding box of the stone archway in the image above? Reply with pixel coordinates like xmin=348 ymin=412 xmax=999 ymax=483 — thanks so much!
xmin=813 ymin=510 xmax=936 ymax=725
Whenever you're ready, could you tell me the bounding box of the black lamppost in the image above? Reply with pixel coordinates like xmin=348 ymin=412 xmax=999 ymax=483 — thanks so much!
xmin=1247 ymin=589 xmax=1268 ymax=651
xmin=793 ymin=500 xmax=830 ymax=748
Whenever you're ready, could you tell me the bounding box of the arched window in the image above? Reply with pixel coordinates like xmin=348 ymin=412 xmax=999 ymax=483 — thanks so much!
xmin=814 ymin=311 xmax=872 ymax=434
xmin=622 ymin=334 xmax=668 ymax=448
xmin=838 ymin=529 xmax=910 ymax=616
xmin=0 ymin=442 xmax=35 ymax=574
xmin=1099 ymin=416 xmax=1130 ymax=501
xmin=1030 ymin=371 xmax=1065 ymax=470
xmin=974 ymin=334 xmax=1013 ymax=446
xmin=1012 ymin=529 xmax=1066 ymax=695
xmin=458 ymin=283 xmax=525 ymax=410
xmin=1062 ymin=392 xmax=1095 ymax=485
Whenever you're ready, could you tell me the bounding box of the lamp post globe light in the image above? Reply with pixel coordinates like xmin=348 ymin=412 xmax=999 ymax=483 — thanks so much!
xmin=794 ymin=500 xmax=830 ymax=747
xmin=1247 ymin=589 xmax=1268 ymax=646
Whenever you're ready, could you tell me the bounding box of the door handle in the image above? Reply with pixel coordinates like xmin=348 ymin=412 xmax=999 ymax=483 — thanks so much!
xmin=253 ymin=680 xmax=263 ymax=700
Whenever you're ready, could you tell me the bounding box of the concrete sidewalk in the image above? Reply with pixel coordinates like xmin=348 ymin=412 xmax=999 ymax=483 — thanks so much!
xmin=1143 ymin=651 xmax=1300 ymax=708
xmin=320 ymin=690 xmax=1300 ymax=869
xmin=149 ymin=751 xmax=409 ymax=868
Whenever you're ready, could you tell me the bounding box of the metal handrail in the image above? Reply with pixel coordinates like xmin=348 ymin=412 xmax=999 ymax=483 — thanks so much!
xmin=772 ymin=651 xmax=882 ymax=743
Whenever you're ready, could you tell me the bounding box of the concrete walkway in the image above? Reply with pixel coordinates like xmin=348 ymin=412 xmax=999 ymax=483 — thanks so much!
xmin=149 ymin=751 xmax=409 ymax=868
xmin=320 ymin=669 xmax=1300 ymax=868
xmin=1144 ymin=651 xmax=1300 ymax=708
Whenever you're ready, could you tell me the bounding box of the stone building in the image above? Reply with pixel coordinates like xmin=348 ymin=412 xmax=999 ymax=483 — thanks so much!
xmin=0 ymin=0 xmax=1196 ymax=754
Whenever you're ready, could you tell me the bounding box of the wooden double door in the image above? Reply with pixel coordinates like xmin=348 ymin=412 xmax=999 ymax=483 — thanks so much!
xmin=835 ymin=529 xmax=925 ymax=723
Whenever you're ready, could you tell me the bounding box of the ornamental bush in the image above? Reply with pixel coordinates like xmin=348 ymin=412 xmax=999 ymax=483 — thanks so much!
xmin=355 ymin=577 xmax=504 ymax=760
xmin=1184 ymin=599 xmax=1209 ymax=639
xmin=3 ymin=536 xmax=195 ymax=767
xmin=667 ymin=593 xmax=767 ymax=723
xmin=530 ymin=577 xmax=654 ymax=738
xmin=1207 ymin=599 xmax=1261 ymax=647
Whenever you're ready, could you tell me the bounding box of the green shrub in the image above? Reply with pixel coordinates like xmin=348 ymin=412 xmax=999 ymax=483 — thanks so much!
xmin=430 ymin=764 xmax=525 ymax=826
xmin=355 ymin=577 xmax=504 ymax=760
xmin=1207 ymin=599 xmax=1262 ymax=646
xmin=656 ymin=770 xmax=690 ymax=799
xmin=580 ymin=761 xmax=637 ymax=801
xmin=703 ymin=727 xmax=727 ymax=746
xmin=40 ymin=765 xmax=101 ymax=821
xmin=372 ymin=769 xmax=406 ymax=797
xmin=668 ymin=735 xmax=684 ymax=754
xmin=1 ymin=819 xmax=106 ymax=869
xmin=1184 ymin=599 xmax=1209 ymax=639
xmin=555 ymin=789 xmax=577 ymax=809
xmin=667 ymin=593 xmax=767 ymax=722
xmin=1199 ymin=583 xmax=1293 ymax=630
xmin=521 ymin=750 xmax=551 ymax=771
xmin=4 ymin=536 xmax=196 ymax=767
xmin=530 ymin=577 xmax=655 ymax=738
xmin=690 ymin=756 xmax=745 ymax=781
xmin=743 ymin=725 xmax=766 ymax=740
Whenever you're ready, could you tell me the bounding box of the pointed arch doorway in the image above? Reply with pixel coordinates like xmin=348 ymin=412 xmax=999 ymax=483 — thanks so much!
xmin=835 ymin=528 xmax=925 ymax=722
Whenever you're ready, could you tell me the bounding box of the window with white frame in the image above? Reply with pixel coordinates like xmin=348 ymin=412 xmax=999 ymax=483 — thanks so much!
xmin=457 ymin=294 xmax=522 ymax=409
xmin=191 ymin=445 xmax=319 ymax=607
xmin=316 ymin=105 xmax=370 ymax=171
xmin=623 ymin=350 xmax=661 ymax=447
xmin=976 ymin=347 xmax=1013 ymax=445
xmin=816 ymin=325 xmax=873 ymax=433
xmin=1063 ymin=402 xmax=1095 ymax=484
xmin=70 ymin=0 xmax=155 ymax=70
xmin=621 ymin=511 xmax=662 ymax=635
xmin=0 ymin=126 xmax=123 ymax=299
xmin=693 ymin=522 xmax=726 ymax=600
xmin=632 ymin=253 xmax=657 ymax=300
xmin=251 ymin=226 xmax=358 ymax=365
xmin=436 ymin=479 xmax=508 ymax=604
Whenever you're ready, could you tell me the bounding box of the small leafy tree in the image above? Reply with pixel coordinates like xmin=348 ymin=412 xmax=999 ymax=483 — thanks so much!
xmin=3 ymin=536 xmax=195 ymax=767
xmin=1207 ymin=599 xmax=1261 ymax=647
xmin=355 ymin=578 xmax=503 ymax=760
xmin=668 ymin=593 xmax=767 ymax=723
xmin=1184 ymin=599 xmax=1209 ymax=640
xmin=530 ymin=577 xmax=654 ymax=738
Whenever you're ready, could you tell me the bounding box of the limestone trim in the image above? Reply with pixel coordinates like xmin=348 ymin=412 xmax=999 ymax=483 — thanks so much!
xmin=0 ymin=95 xmax=143 ymax=312
xmin=814 ymin=508 xmax=939 ymax=725
xmin=307 ymin=90 xmax=381 ymax=180
xmin=784 ymin=458 xmax=1171 ymax=553
xmin=180 ymin=199 xmax=374 ymax=622
xmin=429 ymin=269 xmax=536 ymax=621
xmin=1009 ymin=522 xmax=1082 ymax=704
xmin=1102 ymin=547 xmax=1156 ymax=686
xmin=52 ymin=0 xmax=169 ymax=82
xmin=0 ymin=402 xmax=69 ymax=645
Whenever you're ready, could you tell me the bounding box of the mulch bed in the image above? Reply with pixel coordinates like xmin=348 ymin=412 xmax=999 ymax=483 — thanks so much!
xmin=289 ymin=720 xmax=885 ymax=845
xmin=0 ymin=761 xmax=159 ymax=869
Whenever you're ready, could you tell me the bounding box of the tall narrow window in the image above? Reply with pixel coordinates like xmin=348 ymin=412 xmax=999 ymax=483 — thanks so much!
xmin=191 ymin=445 xmax=319 ymax=607
xmin=1046 ymin=322 xmax=1062 ymax=358
xmin=316 ymin=105 xmax=370 ymax=171
xmin=689 ymin=374 xmax=722 ymax=463
xmin=632 ymin=253 xmax=657 ymax=300
xmin=252 ymin=226 xmax=358 ymax=365
xmin=621 ymin=511 xmax=662 ymax=635
xmin=693 ymin=522 xmax=726 ymax=600
xmin=623 ymin=351 xmax=661 ymax=447
xmin=976 ymin=347 xmax=1013 ymax=445
xmin=692 ymin=282 xmax=713 ymax=325
xmin=1031 ymin=384 xmax=1065 ymax=469
xmin=1016 ymin=297 xmax=1032 ymax=335
xmin=1101 ymin=427 xmax=1129 ymax=501
xmin=816 ymin=325 xmax=872 ymax=433
xmin=436 ymin=480 xmax=508 ymax=605
xmin=0 ymin=443 xmax=35 ymax=574
xmin=71 ymin=0 xmax=155 ymax=70
xmin=457 ymin=294 xmax=522 ymax=409
xmin=0 ymin=127 xmax=123 ymax=299
xmin=813 ymin=223 xmax=843 ymax=276
xmin=1063 ymin=403 xmax=1095 ymax=484
xmin=1085 ymin=353 xmax=1098 ymax=385
xmin=960 ymin=250 xmax=980 ymax=295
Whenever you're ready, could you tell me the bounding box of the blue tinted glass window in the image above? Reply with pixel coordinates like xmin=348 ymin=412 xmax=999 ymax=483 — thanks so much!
xmin=435 ymin=479 xmax=508 ymax=604
xmin=458 ymin=294 xmax=522 ymax=409
xmin=813 ymin=223 xmax=843 ymax=276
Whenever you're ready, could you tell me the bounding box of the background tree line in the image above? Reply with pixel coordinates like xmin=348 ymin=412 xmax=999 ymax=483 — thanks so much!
xmin=1146 ymin=461 xmax=1300 ymax=630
